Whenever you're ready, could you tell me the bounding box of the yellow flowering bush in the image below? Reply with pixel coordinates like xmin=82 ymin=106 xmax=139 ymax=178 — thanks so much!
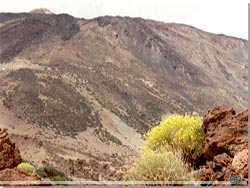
xmin=144 ymin=112 xmax=205 ymax=160
xmin=17 ymin=162 xmax=35 ymax=174
xmin=125 ymin=147 xmax=195 ymax=181
xmin=126 ymin=112 xmax=204 ymax=181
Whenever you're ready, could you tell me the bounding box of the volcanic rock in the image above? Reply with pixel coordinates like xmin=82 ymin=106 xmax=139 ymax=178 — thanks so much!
xmin=0 ymin=128 xmax=22 ymax=170
xmin=232 ymin=149 xmax=248 ymax=178
xmin=198 ymin=107 xmax=248 ymax=182
xmin=202 ymin=107 xmax=248 ymax=159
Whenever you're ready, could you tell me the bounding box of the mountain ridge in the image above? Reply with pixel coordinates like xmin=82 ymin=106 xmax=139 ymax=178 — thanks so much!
xmin=1 ymin=10 xmax=247 ymax=41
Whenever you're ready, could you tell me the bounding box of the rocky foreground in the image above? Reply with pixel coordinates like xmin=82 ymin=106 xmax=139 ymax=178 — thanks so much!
xmin=0 ymin=106 xmax=248 ymax=184
xmin=196 ymin=106 xmax=248 ymax=183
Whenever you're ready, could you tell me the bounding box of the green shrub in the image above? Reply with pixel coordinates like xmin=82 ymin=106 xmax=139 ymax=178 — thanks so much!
xmin=36 ymin=165 xmax=69 ymax=181
xmin=17 ymin=162 xmax=35 ymax=174
xmin=125 ymin=147 xmax=196 ymax=181
xmin=144 ymin=112 xmax=205 ymax=161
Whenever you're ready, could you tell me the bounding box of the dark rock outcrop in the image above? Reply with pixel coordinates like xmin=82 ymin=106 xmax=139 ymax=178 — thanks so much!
xmin=0 ymin=13 xmax=80 ymax=61
xmin=197 ymin=107 xmax=248 ymax=182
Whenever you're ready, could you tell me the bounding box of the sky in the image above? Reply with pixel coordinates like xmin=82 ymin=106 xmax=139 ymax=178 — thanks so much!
xmin=0 ymin=0 xmax=249 ymax=39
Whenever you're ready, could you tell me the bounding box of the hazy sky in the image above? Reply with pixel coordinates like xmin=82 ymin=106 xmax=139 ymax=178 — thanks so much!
xmin=0 ymin=0 xmax=249 ymax=39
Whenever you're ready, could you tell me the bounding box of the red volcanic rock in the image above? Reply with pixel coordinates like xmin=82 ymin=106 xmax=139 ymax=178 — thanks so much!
xmin=232 ymin=149 xmax=248 ymax=178
xmin=213 ymin=153 xmax=232 ymax=168
xmin=202 ymin=107 xmax=248 ymax=160
xmin=0 ymin=128 xmax=22 ymax=170
xmin=197 ymin=107 xmax=248 ymax=182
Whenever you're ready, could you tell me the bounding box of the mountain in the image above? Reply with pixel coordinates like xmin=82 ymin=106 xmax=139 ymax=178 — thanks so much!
xmin=0 ymin=11 xmax=247 ymax=179
xmin=29 ymin=8 xmax=54 ymax=15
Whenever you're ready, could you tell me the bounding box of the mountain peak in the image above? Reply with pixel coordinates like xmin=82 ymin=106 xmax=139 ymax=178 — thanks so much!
xmin=29 ymin=8 xmax=54 ymax=15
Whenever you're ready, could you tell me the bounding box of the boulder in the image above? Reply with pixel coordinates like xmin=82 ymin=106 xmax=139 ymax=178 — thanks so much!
xmin=0 ymin=128 xmax=22 ymax=170
xmin=232 ymin=149 xmax=248 ymax=178
xmin=202 ymin=107 xmax=248 ymax=160
xmin=198 ymin=107 xmax=248 ymax=182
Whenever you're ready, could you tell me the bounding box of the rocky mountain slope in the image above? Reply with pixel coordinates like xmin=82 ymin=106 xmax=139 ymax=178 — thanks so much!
xmin=0 ymin=10 xmax=248 ymax=179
